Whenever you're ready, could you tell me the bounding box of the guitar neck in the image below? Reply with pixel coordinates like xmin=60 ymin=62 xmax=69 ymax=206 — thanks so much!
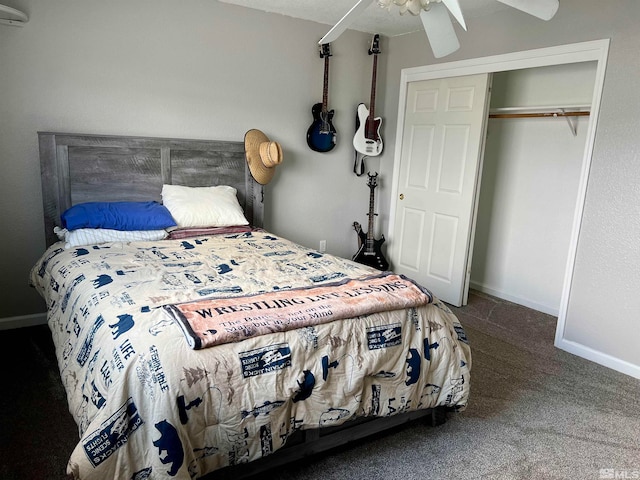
xmin=322 ymin=55 xmax=329 ymax=112
xmin=368 ymin=54 xmax=377 ymax=121
xmin=366 ymin=184 xmax=375 ymax=250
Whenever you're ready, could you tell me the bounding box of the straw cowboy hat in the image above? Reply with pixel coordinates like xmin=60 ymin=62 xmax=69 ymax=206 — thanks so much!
xmin=244 ymin=129 xmax=283 ymax=185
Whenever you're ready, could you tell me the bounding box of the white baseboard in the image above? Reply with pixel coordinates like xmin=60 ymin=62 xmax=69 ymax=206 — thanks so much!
xmin=469 ymin=281 xmax=559 ymax=317
xmin=555 ymin=337 xmax=640 ymax=380
xmin=0 ymin=312 xmax=47 ymax=330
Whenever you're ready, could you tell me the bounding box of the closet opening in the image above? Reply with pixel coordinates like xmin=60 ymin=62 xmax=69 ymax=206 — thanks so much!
xmin=469 ymin=62 xmax=598 ymax=317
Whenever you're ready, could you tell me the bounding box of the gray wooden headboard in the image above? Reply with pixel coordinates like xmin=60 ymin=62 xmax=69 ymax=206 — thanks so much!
xmin=38 ymin=132 xmax=264 ymax=247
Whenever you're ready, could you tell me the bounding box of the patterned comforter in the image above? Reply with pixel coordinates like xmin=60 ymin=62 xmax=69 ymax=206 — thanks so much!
xmin=30 ymin=229 xmax=472 ymax=480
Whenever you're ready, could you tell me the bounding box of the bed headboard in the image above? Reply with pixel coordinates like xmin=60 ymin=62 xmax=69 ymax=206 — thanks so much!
xmin=38 ymin=132 xmax=264 ymax=247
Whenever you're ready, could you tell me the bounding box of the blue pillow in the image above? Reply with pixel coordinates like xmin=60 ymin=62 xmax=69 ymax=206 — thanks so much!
xmin=61 ymin=201 xmax=177 ymax=231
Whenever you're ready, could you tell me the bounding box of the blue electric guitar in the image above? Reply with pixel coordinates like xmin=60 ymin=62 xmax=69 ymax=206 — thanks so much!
xmin=307 ymin=43 xmax=337 ymax=152
xmin=353 ymin=34 xmax=383 ymax=157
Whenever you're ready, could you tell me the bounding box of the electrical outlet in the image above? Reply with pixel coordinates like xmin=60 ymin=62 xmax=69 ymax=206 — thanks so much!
xmin=319 ymin=240 xmax=326 ymax=252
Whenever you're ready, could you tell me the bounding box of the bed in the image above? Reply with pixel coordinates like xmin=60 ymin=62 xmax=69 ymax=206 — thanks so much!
xmin=31 ymin=132 xmax=472 ymax=480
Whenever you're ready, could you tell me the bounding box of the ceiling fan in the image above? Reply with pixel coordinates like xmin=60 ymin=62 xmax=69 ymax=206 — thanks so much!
xmin=319 ymin=0 xmax=559 ymax=58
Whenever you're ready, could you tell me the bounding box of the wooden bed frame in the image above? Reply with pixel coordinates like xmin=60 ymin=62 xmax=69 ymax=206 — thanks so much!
xmin=37 ymin=131 xmax=446 ymax=479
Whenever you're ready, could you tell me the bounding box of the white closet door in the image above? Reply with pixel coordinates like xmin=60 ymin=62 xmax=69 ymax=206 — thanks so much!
xmin=391 ymin=73 xmax=490 ymax=306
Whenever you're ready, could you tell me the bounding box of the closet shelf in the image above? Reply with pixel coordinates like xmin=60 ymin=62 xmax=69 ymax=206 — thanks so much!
xmin=489 ymin=105 xmax=591 ymax=118
xmin=0 ymin=4 xmax=28 ymax=26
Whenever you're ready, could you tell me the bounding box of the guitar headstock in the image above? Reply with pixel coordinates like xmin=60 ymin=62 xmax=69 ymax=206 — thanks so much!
xmin=367 ymin=172 xmax=379 ymax=188
xmin=368 ymin=34 xmax=380 ymax=56
xmin=319 ymin=43 xmax=332 ymax=58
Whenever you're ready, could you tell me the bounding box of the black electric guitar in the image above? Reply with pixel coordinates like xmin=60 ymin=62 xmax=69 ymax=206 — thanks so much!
xmin=353 ymin=34 xmax=383 ymax=157
xmin=307 ymin=43 xmax=337 ymax=152
xmin=352 ymin=172 xmax=389 ymax=271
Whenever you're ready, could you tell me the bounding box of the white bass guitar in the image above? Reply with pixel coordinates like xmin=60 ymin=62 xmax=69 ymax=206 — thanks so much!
xmin=353 ymin=34 xmax=383 ymax=157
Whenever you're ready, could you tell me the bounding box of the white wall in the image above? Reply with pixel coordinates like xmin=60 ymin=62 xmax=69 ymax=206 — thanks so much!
xmin=470 ymin=63 xmax=596 ymax=315
xmin=381 ymin=0 xmax=640 ymax=377
xmin=0 ymin=0 xmax=375 ymax=319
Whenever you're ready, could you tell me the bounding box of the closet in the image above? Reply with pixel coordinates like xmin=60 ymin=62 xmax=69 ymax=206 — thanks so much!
xmin=470 ymin=62 xmax=597 ymax=316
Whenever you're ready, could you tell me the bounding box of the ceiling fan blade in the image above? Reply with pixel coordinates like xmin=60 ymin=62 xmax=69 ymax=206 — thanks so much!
xmin=441 ymin=0 xmax=467 ymax=31
xmin=319 ymin=0 xmax=374 ymax=44
xmin=420 ymin=4 xmax=460 ymax=58
xmin=496 ymin=0 xmax=559 ymax=21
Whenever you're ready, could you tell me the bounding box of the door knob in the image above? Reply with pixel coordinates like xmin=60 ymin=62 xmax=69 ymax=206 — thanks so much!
xmin=399 ymin=193 xmax=404 ymax=200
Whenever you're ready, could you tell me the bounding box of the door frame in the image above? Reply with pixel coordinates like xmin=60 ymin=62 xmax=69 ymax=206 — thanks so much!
xmin=388 ymin=39 xmax=610 ymax=350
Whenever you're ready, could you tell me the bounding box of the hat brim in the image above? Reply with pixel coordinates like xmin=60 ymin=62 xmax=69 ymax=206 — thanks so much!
xmin=245 ymin=129 xmax=276 ymax=185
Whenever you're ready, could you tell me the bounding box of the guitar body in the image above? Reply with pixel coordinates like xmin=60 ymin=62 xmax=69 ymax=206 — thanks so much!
xmin=307 ymin=102 xmax=336 ymax=152
xmin=353 ymin=103 xmax=383 ymax=156
xmin=352 ymin=223 xmax=389 ymax=271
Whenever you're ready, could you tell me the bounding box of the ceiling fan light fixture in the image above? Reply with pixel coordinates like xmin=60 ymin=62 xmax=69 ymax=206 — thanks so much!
xmin=379 ymin=0 xmax=439 ymax=16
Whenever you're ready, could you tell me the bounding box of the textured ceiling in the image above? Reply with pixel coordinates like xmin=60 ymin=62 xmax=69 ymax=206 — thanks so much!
xmin=217 ymin=0 xmax=510 ymax=38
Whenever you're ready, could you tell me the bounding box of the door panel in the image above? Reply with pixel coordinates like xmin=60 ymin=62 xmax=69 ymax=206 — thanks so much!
xmin=428 ymin=213 xmax=458 ymax=282
xmin=437 ymin=125 xmax=469 ymax=194
xmin=406 ymin=125 xmax=433 ymax=188
xmin=392 ymin=74 xmax=490 ymax=306
xmin=398 ymin=207 xmax=425 ymax=270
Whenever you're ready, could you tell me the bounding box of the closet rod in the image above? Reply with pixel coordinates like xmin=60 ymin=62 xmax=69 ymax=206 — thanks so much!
xmin=489 ymin=111 xmax=590 ymax=119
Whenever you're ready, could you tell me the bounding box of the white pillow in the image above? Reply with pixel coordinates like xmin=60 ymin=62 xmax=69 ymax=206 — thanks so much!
xmin=161 ymin=184 xmax=249 ymax=228
xmin=54 ymin=227 xmax=168 ymax=248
